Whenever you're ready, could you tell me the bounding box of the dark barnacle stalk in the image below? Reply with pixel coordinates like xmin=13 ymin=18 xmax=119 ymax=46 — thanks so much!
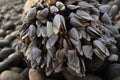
xmin=19 ymin=0 xmax=119 ymax=79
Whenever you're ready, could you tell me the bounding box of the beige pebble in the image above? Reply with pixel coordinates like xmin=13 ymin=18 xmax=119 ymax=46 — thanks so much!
xmin=29 ymin=68 xmax=45 ymax=80
xmin=0 ymin=70 xmax=22 ymax=80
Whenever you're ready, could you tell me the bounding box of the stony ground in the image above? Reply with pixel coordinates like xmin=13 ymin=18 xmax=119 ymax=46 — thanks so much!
xmin=0 ymin=0 xmax=29 ymax=80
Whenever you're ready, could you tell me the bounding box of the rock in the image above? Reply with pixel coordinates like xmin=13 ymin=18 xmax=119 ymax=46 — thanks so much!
xmin=4 ymin=13 xmax=10 ymax=20
xmin=14 ymin=4 xmax=23 ymax=13
xmin=1 ymin=6 xmax=8 ymax=14
xmin=85 ymin=56 xmax=105 ymax=72
xmin=0 ymin=47 xmax=15 ymax=61
xmin=76 ymin=74 xmax=102 ymax=80
xmin=11 ymin=39 xmax=19 ymax=49
xmin=114 ymin=0 xmax=120 ymax=9
xmin=0 ymin=14 xmax=3 ymax=21
xmin=0 ymin=70 xmax=22 ymax=80
xmin=5 ymin=29 xmax=14 ymax=35
xmin=107 ymin=54 xmax=118 ymax=62
xmin=4 ymin=30 xmax=18 ymax=42
xmin=0 ymin=37 xmax=4 ymax=40
xmin=101 ymin=0 xmax=111 ymax=4
xmin=10 ymin=16 xmax=20 ymax=21
xmin=15 ymin=20 xmax=22 ymax=25
xmin=0 ymin=52 xmax=24 ymax=73
xmin=29 ymin=68 xmax=45 ymax=80
xmin=110 ymin=5 xmax=119 ymax=19
xmin=13 ymin=0 xmax=23 ymax=5
xmin=10 ymin=67 xmax=23 ymax=73
xmin=105 ymin=64 xmax=120 ymax=80
xmin=113 ymin=76 xmax=120 ymax=80
xmin=4 ymin=34 xmax=16 ymax=42
xmin=1 ymin=21 xmax=15 ymax=31
xmin=20 ymin=68 xmax=29 ymax=80
xmin=0 ymin=29 xmax=5 ymax=37
xmin=0 ymin=40 xmax=10 ymax=47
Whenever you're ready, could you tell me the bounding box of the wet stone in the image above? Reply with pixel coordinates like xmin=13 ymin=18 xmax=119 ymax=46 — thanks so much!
xmin=20 ymin=68 xmax=29 ymax=80
xmin=85 ymin=56 xmax=105 ymax=72
xmin=0 ymin=14 xmax=3 ymax=21
xmin=4 ymin=13 xmax=10 ymax=20
xmin=105 ymin=64 xmax=120 ymax=80
xmin=5 ymin=29 xmax=14 ymax=35
xmin=1 ymin=21 xmax=15 ymax=31
xmin=1 ymin=6 xmax=8 ymax=14
xmin=29 ymin=68 xmax=45 ymax=80
xmin=113 ymin=76 xmax=120 ymax=80
xmin=0 ymin=70 xmax=22 ymax=80
xmin=0 ymin=29 xmax=5 ymax=37
xmin=0 ymin=47 xmax=15 ymax=61
xmin=114 ymin=0 xmax=120 ymax=9
xmin=14 ymin=4 xmax=23 ymax=13
xmin=10 ymin=67 xmax=23 ymax=73
xmin=0 ymin=40 xmax=10 ymax=48
xmin=76 ymin=74 xmax=102 ymax=80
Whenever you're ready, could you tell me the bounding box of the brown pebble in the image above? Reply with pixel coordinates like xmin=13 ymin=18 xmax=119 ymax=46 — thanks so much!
xmin=29 ymin=68 xmax=45 ymax=80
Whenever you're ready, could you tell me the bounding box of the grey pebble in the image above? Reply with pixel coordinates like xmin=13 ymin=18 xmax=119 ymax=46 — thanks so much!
xmin=10 ymin=67 xmax=23 ymax=73
xmin=0 ymin=14 xmax=3 ymax=21
xmin=20 ymin=68 xmax=29 ymax=80
xmin=0 ymin=70 xmax=22 ymax=80
xmin=4 ymin=13 xmax=10 ymax=20
xmin=4 ymin=31 xmax=18 ymax=42
xmin=113 ymin=76 xmax=120 ymax=80
xmin=0 ymin=47 xmax=15 ymax=61
xmin=0 ymin=29 xmax=5 ymax=37
xmin=76 ymin=74 xmax=102 ymax=80
xmin=105 ymin=64 xmax=120 ymax=80
xmin=114 ymin=0 xmax=120 ymax=9
xmin=1 ymin=21 xmax=15 ymax=31
xmin=85 ymin=56 xmax=105 ymax=72
xmin=5 ymin=29 xmax=14 ymax=35
xmin=0 ymin=40 xmax=10 ymax=48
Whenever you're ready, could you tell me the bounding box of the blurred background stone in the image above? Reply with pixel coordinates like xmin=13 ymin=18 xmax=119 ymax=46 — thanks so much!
xmin=0 ymin=70 xmax=22 ymax=80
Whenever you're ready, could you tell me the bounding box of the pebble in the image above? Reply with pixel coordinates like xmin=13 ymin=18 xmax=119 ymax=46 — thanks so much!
xmin=0 ymin=0 xmax=26 ymax=80
xmin=0 ymin=52 xmax=24 ymax=73
xmin=105 ymin=63 xmax=120 ymax=80
xmin=1 ymin=21 xmax=15 ymax=31
xmin=4 ymin=13 xmax=10 ymax=20
xmin=29 ymin=68 xmax=45 ymax=80
xmin=5 ymin=29 xmax=14 ymax=35
xmin=0 ymin=14 xmax=3 ymax=21
xmin=4 ymin=34 xmax=16 ymax=42
xmin=113 ymin=76 xmax=120 ymax=80
xmin=1 ymin=6 xmax=8 ymax=14
xmin=11 ymin=39 xmax=19 ymax=49
xmin=0 ymin=47 xmax=15 ymax=61
xmin=14 ymin=5 xmax=23 ymax=13
xmin=110 ymin=5 xmax=118 ymax=19
xmin=10 ymin=67 xmax=23 ymax=73
xmin=114 ymin=0 xmax=120 ymax=9
xmin=20 ymin=68 xmax=29 ymax=80
xmin=0 ymin=29 xmax=5 ymax=37
xmin=76 ymin=74 xmax=102 ymax=80
xmin=85 ymin=56 xmax=105 ymax=72
xmin=0 ymin=70 xmax=22 ymax=80
xmin=0 ymin=40 xmax=10 ymax=47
